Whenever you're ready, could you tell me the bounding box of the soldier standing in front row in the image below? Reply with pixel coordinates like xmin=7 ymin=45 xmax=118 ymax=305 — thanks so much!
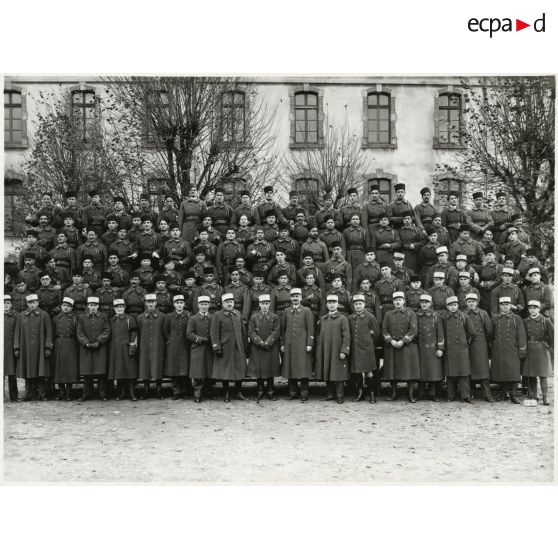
xmin=14 ymin=294 xmax=53 ymax=401
xmin=77 ymin=296 xmax=111 ymax=401
xmin=522 ymin=300 xmax=553 ymax=405
xmin=248 ymin=293 xmax=281 ymax=402
xmin=4 ymin=295 xmax=19 ymax=402
xmin=52 ymin=297 xmax=80 ymax=401
xmin=382 ymin=291 xmax=420 ymax=402
xmin=491 ymin=296 xmax=527 ymax=404
xmin=210 ymin=292 xmax=249 ymax=402
xmin=316 ymin=294 xmax=351 ymax=404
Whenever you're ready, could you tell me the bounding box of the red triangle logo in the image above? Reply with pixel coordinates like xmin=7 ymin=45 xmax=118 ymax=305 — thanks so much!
xmin=516 ymin=19 xmax=530 ymax=31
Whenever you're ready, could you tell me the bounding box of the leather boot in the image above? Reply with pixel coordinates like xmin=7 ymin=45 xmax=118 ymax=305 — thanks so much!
xmin=65 ymin=384 xmax=72 ymax=401
xmin=129 ymin=380 xmax=137 ymax=402
xmin=57 ymin=384 xmax=65 ymax=401
xmin=266 ymin=378 xmax=277 ymax=401
xmin=352 ymin=388 xmax=364 ymax=402
xmin=223 ymin=381 xmax=230 ymax=402
xmin=322 ymin=383 xmax=335 ymax=401
xmin=407 ymin=383 xmax=417 ymax=403
xmin=235 ymin=381 xmax=247 ymax=400
xmin=156 ymin=382 xmax=164 ymax=400
xmin=141 ymin=381 xmax=150 ymax=400
xmin=387 ymin=382 xmax=398 ymax=401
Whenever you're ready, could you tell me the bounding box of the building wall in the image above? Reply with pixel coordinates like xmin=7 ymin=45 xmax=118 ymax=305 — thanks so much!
xmin=4 ymin=75 xmax=477 ymax=242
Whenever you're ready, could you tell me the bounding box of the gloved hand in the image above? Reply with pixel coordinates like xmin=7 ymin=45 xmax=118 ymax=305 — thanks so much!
xmin=215 ymin=349 xmax=223 ymax=358
xmin=519 ymin=350 xmax=527 ymax=360
xmin=128 ymin=345 xmax=137 ymax=357
xmin=44 ymin=348 xmax=52 ymax=357
xmin=91 ymin=341 xmax=100 ymax=349
xmin=14 ymin=349 xmax=20 ymax=358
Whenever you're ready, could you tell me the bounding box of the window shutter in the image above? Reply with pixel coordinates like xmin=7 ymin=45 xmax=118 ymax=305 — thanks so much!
xmin=433 ymin=96 xmax=441 ymax=148
xmin=390 ymin=94 xmax=397 ymax=146
xmin=362 ymin=92 xmax=368 ymax=146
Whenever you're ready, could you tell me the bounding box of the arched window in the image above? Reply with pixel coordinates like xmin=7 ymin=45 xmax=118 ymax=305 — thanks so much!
xmin=367 ymin=177 xmax=392 ymax=202
xmin=71 ymin=89 xmax=97 ymax=141
xmin=221 ymin=90 xmax=246 ymax=144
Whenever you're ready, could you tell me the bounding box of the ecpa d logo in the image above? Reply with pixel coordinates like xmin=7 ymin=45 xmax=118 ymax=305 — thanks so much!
xmin=468 ymin=13 xmax=546 ymax=37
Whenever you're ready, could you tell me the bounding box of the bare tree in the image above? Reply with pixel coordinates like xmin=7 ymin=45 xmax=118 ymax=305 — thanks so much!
xmin=281 ymin=117 xmax=371 ymax=209
xmin=459 ymin=76 xmax=555 ymax=256
xmin=103 ymin=76 xmax=282 ymax=202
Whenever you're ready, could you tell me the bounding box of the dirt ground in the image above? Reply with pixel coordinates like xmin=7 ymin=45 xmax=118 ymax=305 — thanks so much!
xmin=3 ymin=379 xmax=554 ymax=483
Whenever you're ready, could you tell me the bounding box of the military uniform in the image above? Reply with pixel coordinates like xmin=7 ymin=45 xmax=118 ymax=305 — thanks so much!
xmin=137 ymin=310 xmax=166 ymax=388
xmin=246 ymin=239 xmax=275 ymax=276
xmin=323 ymin=256 xmax=352 ymax=290
xmin=109 ymin=239 xmax=135 ymax=272
xmin=273 ymin=236 xmax=299 ymax=264
xmin=416 ymin=309 xmax=444 ymax=392
xmin=163 ymin=310 xmax=191 ymax=397
xmin=248 ymin=310 xmax=281 ymax=395
xmin=522 ymin=282 xmax=553 ymax=318
xmin=371 ymin=226 xmax=401 ymax=266
xmin=224 ymin=282 xmax=252 ymax=323
xmin=95 ymin=286 xmax=119 ymax=317
xmin=339 ymin=203 xmax=362 ymax=230
xmin=121 ymin=285 xmax=146 ymax=317
xmin=178 ymin=198 xmax=207 ymax=243
xmin=427 ymin=285 xmax=455 ymax=317
xmin=299 ymin=238 xmax=329 ymax=268
xmin=163 ymin=238 xmax=193 ymax=269
xmin=63 ymin=285 xmax=93 ymax=315
xmin=441 ymin=206 xmax=468 ymax=243
xmin=522 ymin=315 xmax=553 ymax=402
xmin=301 ymin=284 xmax=324 ymax=322
xmin=82 ymin=204 xmax=107 ymax=237
xmin=490 ymin=207 xmax=512 ymax=245
xmin=194 ymin=283 xmax=223 ymax=314
xmin=208 ymin=202 xmax=234 ymax=237
xmin=425 ymin=262 xmax=459 ymax=291
xmin=374 ymin=276 xmax=405 ymax=319
xmin=50 ymin=243 xmax=78 ymax=275
xmin=319 ymin=229 xmax=346 ymax=258
xmin=267 ymin=262 xmax=298 ymax=288
xmin=37 ymin=285 xmax=62 ymax=317
xmin=216 ymin=240 xmax=245 ymax=280
xmin=154 ymin=288 xmax=173 ymax=314
xmin=413 ymin=202 xmax=436 ymax=231
xmin=362 ymin=199 xmax=389 ymax=236
xmin=352 ymin=261 xmax=382 ymax=292
xmin=464 ymin=306 xmax=493 ymax=399
xmin=52 ymin=311 xmax=80 ymax=397
xmin=77 ymin=240 xmax=107 ymax=272
xmin=4 ymin=308 xmax=18 ymax=401
xmin=186 ymin=311 xmax=214 ymax=399
xmin=478 ymin=262 xmax=503 ymax=314
xmin=249 ymin=284 xmax=272 ymax=317
xmin=449 ymin=238 xmax=485 ymax=266
xmin=270 ymin=285 xmax=293 ymax=317
xmin=386 ymin=199 xmax=414 ymax=229
xmin=490 ymin=283 xmax=525 ymax=316
xmin=315 ymin=207 xmax=342 ymax=231
xmin=466 ymin=207 xmax=494 ymax=240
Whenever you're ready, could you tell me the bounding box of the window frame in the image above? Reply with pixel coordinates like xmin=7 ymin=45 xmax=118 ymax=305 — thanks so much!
xmin=433 ymin=87 xmax=465 ymax=150
xmin=221 ymin=89 xmax=247 ymax=146
xmin=293 ymin=176 xmax=320 ymax=213
xmin=289 ymin=85 xmax=325 ymax=149
xmin=432 ymin=173 xmax=467 ymax=212
xmin=362 ymin=86 xmax=397 ymax=149
xmin=364 ymin=170 xmax=398 ymax=202
xmin=4 ymin=85 xmax=28 ymax=149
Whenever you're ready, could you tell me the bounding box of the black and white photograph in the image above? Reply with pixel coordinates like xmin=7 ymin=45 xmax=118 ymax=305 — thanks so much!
xmin=3 ymin=73 xmax=555 ymax=483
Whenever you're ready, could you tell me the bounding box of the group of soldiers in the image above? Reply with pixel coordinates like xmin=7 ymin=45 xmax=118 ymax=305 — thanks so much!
xmin=3 ymin=183 xmax=554 ymax=405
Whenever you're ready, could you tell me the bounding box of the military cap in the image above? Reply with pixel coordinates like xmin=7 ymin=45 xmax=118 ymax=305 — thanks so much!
xmin=169 ymin=222 xmax=181 ymax=231
xmin=329 ymin=272 xmax=343 ymax=281
xmin=288 ymin=191 xmax=299 ymax=198
xmin=23 ymin=251 xmax=36 ymax=258
xmin=326 ymin=294 xmax=339 ymax=302
xmin=173 ymin=295 xmax=185 ymax=302
xmin=379 ymin=261 xmax=391 ymax=268
xmin=113 ymin=196 xmax=126 ymax=204
xmin=155 ymin=274 xmax=167 ymax=283
xmin=239 ymin=189 xmax=250 ymax=197
xmin=37 ymin=210 xmax=50 ymax=219
xmin=394 ymin=183 xmax=406 ymax=192
xmin=458 ymin=271 xmax=471 ymax=278
xmin=259 ymin=294 xmax=271 ymax=302
xmin=527 ymin=300 xmax=541 ymax=308
xmin=499 ymin=296 xmax=512 ymax=304
xmin=465 ymin=293 xmax=478 ymax=301
xmin=472 ymin=192 xmax=484 ymax=199
xmin=183 ymin=270 xmax=196 ymax=279
xmin=392 ymin=291 xmax=405 ymax=300
xmin=527 ymin=267 xmax=540 ymax=276
xmin=456 ymin=254 xmax=468 ymax=262
xmin=144 ymin=293 xmax=157 ymax=301
xmin=61 ymin=212 xmax=75 ymax=220
xmin=347 ymin=187 xmax=358 ymax=195
xmin=446 ymin=296 xmax=458 ymax=305
xmin=433 ymin=271 xmax=445 ymax=279
xmin=420 ymin=187 xmax=431 ymax=196
xmin=26 ymin=294 xmax=39 ymax=302
xmin=289 ymin=288 xmax=302 ymax=295
xmin=88 ymin=189 xmax=100 ymax=197
xmin=352 ymin=294 xmax=365 ymax=302
xmin=276 ymin=269 xmax=290 ymax=278
xmin=26 ymin=229 xmax=38 ymax=238
xmin=420 ymin=294 xmax=432 ymax=302
xmin=197 ymin=296 xmax=210 ymax=303
xmin=221 ymin=293 xmax=234 ymax=302
xmin=263 ymin=186 xmax=274 ymax=194
xmin=400 ymin=210 xmax=413 ymax=219
xmin=113 ymin=299 xmax=125 ymax=306
xmin=252 ymin=270 xmax=265 ymax=279
xmin=502 ymin=267 xmax=515 ymax=275
xmin=495 ymin=191 xmax=507 ymax=199
xmin=214 ymin=187 xmax=225 ymax=195
xmin=39 ymin=271 xmax=51 ymax=279
xmin=4 ymin=294 xmax=12 ymax=301
xmin=64 ymin=191 xmax=77 ymax=198
xmin=525 ymin=248 xmax=538 ymax=257
xmin=410 ymin=275 xmax=421 ymax=282
xmin=87 ymin=297 xmax=100 ymax=304
xmin=447 ymin=191 xmax=460 ymax=199
xmin=459 ymin=223 xmax=470 ymax=232
xmin=330 ymin=240 xmax=342 ymax=249
xmin=129 ymin=271 xmax=140 ymax=279
xmin=140 ymin=193 xmax=150 ymax=200
xmin=264 ymin=209 xmax=276 ymax=218
xmin=510 ymin=213 xmax=522 ymax=222
xmin=204 ymin=266 xmax=215 ymax=275
xmin=61 ymin=297 xmax=74 ymax=306
xmin=393 ymin=252 xmax=405 ymax=259
xmin=436 ymin=246 xmax=448 ymax=254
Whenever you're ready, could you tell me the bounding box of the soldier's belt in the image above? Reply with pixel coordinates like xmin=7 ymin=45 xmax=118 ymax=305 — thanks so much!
xmin=368 ymin=219 xmax=379 ymax=225
xmin=185 ymin=217 xmax=199 ymax=222
xmin=348 ymin=245 xmax=364 ymax=251
xmin=55 ymin=260 xmax=70 ymax=267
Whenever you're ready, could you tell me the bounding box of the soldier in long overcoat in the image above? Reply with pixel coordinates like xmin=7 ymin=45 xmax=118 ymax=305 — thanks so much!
xmin=210 ymin=293 xmax=249 ymax=402
xmin=248 ymin=293 xmax=281 ymax=401
xmin=463 ymin=293 xmax=493 ymax=402
xmin=186 ymin=296 xmax=214 ymax=402
xmin=4 ymin=295 xmax=19 ymax=402
xmin=490 ymin=297 xmax=527 ymax=403
xmin=52 ymin=297 xmax=80 ymax=401
xmin=163 ymin=295 xmax=191 ymax=400
xmin=442 ymin=296 xmax=476 ymax=403
xmin=77 ymin=297 xmax=111 ymax=401
xmin=522 ymin=300 xmax=553 ymax=405
xmin=415 ymin=294 xmax=444 ymax=401
xmin=137 ymin=293 xmax=166 ymax=399
xmin=315 ymin=294 xmax=351 ymax=403
xmin=14 ymin=294 xmax=53 ymax=401
xmin=382 ymin=292 xmax=420 ymax=402
xmin=348 ymin=294 xmax=381 ymax=402
xmin=108 ymin=299 xmax=139 ymax=401
xmin=522 ymin=268 xmax=553 ymax=318
xmin=177 ymin=188 xmax=207 ymax=243
xmin=281 ymin=288 xmax=315 ymax=402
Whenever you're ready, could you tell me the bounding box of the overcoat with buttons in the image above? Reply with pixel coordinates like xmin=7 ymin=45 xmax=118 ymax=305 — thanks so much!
xmin=315 ymin=311 xmax=351 ymax=381
xmin=442 ymin=310 xmax=476 ymax=377
xmin=77 ymin=310 xmax=111 ymax=376
xmin=522 ymin=315 xmax=553 ymax=378
xmin=348 ymin=310 xmax=381 ymax=374
xmin=14 ymin=309 xmax=53 ymax=379
xmin=463 ymin=308 xmax=492 ymax=380
xmin=108 ymin=314 xmax=139 ymax=380
xmin=382 ymin=307 xmax=420 ymax=381
xmin=186 ymin=312 xmax=214 ymax=379
xmin=490 ymin=312 xmax=527 ymax=382
xmin=178 ymin=199 xmax=207 ymax=243
xmin=4 ymin=310 xmax=18 ymax=377
xmin=137 ymin=311 xmax=166 ymax=380
xmin=280 ymin=305 xmax=315 ymax=379
xmin=52 ymin=311 xmax=79 ymax=383
xmin=416 ymin=310 xmax=444 ymax=382
xmin=522 ymin=283 xmax=553 ymax=318
xmin=210 ymin=309 xmax=248 ymax=381
xmin=163 ymin=311 xmax=190 ymax=377
xmin=248 ymin=310 xmax=281 ymax=379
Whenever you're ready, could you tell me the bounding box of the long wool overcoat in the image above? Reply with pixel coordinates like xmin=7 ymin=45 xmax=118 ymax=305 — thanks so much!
xmin=442 ymin=310 xmax=476 ymax=377
xmin=210 ymin=309 xmax=248 ymax=381
xmin=315 ymin=311 xmax=351 ymax=382
xmin=137 ymin=311 xmax=166 ymax=381
xmin=15 ymin=309 xmax=53 ymax=379
xmin=382 ymin=307 xmax=420 ymax=381
xmin=108 ymin=314 xmax=139 ymax=380
xmin=490 ymin=312 xmax=527 ymax=382
xmin=522 ymin=315 xmax=553 ymax=378
xmin=163 ymin=311 xmax=190 ymax=377
xmin=280 ymin=305 xmax=315 ymax=379
xmin=248 ymin=311 xmax=281 ymax=379
xmin=52 ymin=311 xmax=79 ymax=383
xmin=77 ymin=311 xmax=110 ymax=376
xmin=4 ymin=310 xmax=18 ymax=377
xmin=464 ymin=308 xmax=493 ymax=380
xmin=186 ymin=312 xmax=214 ymax=379
xmin=348 ymin=311 xmax=381 ymax=374
xmin=415 ymin=310 xmax=444 ymax=382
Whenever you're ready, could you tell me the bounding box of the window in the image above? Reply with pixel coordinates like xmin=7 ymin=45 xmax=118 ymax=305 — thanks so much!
xmin=221 ymin=91 xmax=246 ymax=144
xmin=4 ymin=89 xmax=27 ymax=147
xmin=368 ymin=178 xmax=392 ymax=202
xmin=294 ymin=177 xmax=320 ymax=213
xmin=71 ymin=89 xmax=97 ymax=141
xmin=295 ymin=92 xmax=318 ymax=145
xmin=433 ymin=178 xmax=464 ymax=211
xmin=146 ymin=178 xmax=168 ymax=210
xmin=434 ymin=90 xmax=464 ymax=148
xmin=143 ymin=90 xmax=170 ymax=145
xmin=367 ymin=93 xmax=391 ymax=144
xmin=4 ymin=178 xmax=22 ymax=234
